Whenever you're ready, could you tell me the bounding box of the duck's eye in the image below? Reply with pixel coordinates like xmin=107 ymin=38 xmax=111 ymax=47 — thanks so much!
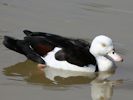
xmin=101 ymin=43 xmax=106 ymax=47
xmin=112 ymin=51 xmax=115 ymax=54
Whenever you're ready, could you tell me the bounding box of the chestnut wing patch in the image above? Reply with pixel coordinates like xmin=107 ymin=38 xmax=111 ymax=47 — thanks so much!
xmin=34 ymin=44 xmax=54 ymax=56
xmin=25 ymin=36 xmax=55 ymax=56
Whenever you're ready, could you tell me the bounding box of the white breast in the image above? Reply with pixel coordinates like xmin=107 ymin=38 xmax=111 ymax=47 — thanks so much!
xmin=41 ymin=47 xmax=96 ymax=72
xmin=96 ymin=56 xmax=115 ymax=71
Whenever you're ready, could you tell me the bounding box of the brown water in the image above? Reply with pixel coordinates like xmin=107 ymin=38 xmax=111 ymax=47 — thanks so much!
xmin=0 ymin=0 xmax=133 ymax=100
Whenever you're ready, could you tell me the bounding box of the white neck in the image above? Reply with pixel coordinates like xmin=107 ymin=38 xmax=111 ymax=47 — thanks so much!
xmin=96 ymin=56 xmax=115 ymax=71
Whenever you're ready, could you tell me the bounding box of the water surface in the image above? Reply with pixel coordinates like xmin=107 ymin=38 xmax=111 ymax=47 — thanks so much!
xmin=0 ymin=0 xmax=133 ymax=100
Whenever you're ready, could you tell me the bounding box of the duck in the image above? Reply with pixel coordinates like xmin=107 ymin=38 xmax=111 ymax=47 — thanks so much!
xmin=3 ymin=30 xmax=123 ymax=72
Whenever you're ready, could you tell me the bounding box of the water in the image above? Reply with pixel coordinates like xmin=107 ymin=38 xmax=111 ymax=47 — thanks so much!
xmin=0 ymin=0 xmax=133 ymax=100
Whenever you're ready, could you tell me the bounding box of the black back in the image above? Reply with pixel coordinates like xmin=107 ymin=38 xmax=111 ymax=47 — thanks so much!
xmin=23 ymin=30 xmax=97 ymax=67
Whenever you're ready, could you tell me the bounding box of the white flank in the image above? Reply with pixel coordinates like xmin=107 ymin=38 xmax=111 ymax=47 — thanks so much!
xmin=41 ymin=47 xmax=96 ymax=72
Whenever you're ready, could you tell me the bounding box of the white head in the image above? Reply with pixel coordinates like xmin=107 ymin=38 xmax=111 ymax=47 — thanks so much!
xmin=90 ymin=35 xmax=123 ymax=71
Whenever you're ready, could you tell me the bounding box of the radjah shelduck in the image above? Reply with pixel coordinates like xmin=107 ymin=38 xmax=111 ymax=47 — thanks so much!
xmin=3 ymin=30 xmax=123 ymax=72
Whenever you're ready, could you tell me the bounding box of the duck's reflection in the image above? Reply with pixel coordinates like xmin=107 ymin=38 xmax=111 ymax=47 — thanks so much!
xmin=3 ymin=60 xmax=98 ymax=85
xmin=3 ymin=60 xmax=123 ymax=99
xmin=91 ymin=71 xmax=123 ymax=100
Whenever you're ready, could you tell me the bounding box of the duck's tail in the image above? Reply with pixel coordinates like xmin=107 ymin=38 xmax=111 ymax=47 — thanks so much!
xmin=3 ymin=36 xmax=25 ymax=55
xmin=3 ymin=36 xmax=46 ymax=64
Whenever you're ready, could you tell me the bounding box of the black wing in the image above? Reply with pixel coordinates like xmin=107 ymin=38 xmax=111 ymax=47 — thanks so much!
xmin=23 ymin=30 xmax=90 ymax=47
xmin=23 ymin=30 xmax=97 ymax=67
